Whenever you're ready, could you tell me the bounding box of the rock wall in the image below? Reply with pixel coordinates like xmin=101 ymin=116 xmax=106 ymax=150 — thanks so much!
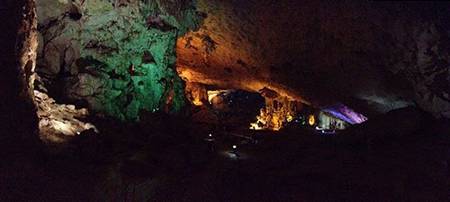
xmin=0 ymin=0 xmax=40 ymax=146
xmin=33 ymin=0 xmax=450 ymax=120
xmin=176 ymin=0 xmax=450 ymax=118
xmin=36 ymin=0 xmax=203 ymax=120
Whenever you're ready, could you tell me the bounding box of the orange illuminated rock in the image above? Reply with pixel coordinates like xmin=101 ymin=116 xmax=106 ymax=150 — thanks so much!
xmin=176 ymin=0 xmax=450 ymax=119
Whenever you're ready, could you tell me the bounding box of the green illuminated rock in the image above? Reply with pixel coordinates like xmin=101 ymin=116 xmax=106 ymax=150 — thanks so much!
xmin=36 ymin=0 xmax=204 ymax=121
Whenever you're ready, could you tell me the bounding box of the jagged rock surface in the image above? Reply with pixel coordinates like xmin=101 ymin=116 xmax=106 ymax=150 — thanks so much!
xmin=36 ymin=0 xmax=203 ymax=120
xmin=35 ymin=0 xmax=450 ymax=119
xmin=176 ymin=1 xmax=450 ymax=118
xmin=35 ymin=90 xmax=97 ymax=143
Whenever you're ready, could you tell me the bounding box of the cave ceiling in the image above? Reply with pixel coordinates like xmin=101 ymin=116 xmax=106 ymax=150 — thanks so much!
xmin=34 ymin=0 xmax=450 ymax=120
xmin=176 ymin=0 xmax=450 ymax=117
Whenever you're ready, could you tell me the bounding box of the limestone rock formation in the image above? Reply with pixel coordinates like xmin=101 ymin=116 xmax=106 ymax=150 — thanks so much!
xmin=0 ymin=0 xmax=40 ymax=147
xmin=176 ymin=0 xmax=450 ymax=118
xmin=35 ymin=90 xmax=97 ymax=143
xmin=34 ymin=0 xmax=450 ymax=122
xmin=36 ymin=0 xmax=203 ymax=120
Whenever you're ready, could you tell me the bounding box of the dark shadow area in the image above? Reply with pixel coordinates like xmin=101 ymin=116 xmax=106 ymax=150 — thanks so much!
xmin=1 ymin=1 xmax=450 ymax=201
xmin=1 ymin=107 xmax=449 ymax=201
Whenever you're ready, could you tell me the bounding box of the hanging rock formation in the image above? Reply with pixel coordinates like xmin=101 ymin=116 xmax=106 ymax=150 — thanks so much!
xmin=176 ymin=0 xmax=450 ymax=118
xmin=33 ymin=0 xmax=450 ymax=121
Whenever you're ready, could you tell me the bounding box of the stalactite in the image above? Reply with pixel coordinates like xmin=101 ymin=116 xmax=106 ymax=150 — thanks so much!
xmin=250 ymin=92 xmax=300 ymax=131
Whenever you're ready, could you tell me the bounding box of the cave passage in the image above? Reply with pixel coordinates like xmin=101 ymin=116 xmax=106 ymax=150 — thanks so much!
xmin=2 ymin=0 xmax=450 ymax=201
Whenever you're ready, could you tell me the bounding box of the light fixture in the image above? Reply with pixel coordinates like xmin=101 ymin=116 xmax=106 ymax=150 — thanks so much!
xmin=308 ymin=114 xmax=316 ymax=126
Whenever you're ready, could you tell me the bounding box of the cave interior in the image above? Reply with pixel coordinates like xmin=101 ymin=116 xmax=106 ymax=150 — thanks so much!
xmin=1 ymin=0 xmax=450 ymax=201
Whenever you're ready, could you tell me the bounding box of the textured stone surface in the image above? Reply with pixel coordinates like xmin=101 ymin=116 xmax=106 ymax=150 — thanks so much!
xmin=35 ymin=1 xmax=450 ymax=120
xmin=35 ymin=90 xmax=97 ymax=143
xmin=36 ymin=0 xmax=203 ymax=120
xmin=176 ymin=1 xmax=450 ymax=118
xmin=0 ymin=0 xmax=40 ymax=147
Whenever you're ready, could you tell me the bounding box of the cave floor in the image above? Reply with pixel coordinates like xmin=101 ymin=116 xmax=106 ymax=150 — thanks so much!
xmin=1 ymin=117 xmax=449 ymax=201
xmin=154 ymin=129 xmax=450 ymax=202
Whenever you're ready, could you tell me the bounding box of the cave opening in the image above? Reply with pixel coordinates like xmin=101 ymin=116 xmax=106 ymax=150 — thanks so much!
xmin=183 ymin=81 xmax=369 ymax=133
xmin=186 ymin=84 xmax=266 ymax=131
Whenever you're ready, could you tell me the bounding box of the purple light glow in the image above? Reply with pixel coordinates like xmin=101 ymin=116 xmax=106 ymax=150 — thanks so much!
xmin=322 ymin=103 xmax=368 ymax=124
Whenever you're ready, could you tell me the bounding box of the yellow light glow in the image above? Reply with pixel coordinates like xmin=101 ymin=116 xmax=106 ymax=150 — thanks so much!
xmin=249 ymin=109 xmax=267 ymax=130
xmin=207 ymin=90 xmax=229 ymax=104
xmin=287 ymin=114 xmax=294 ymax=122
xmin=249 ymin=97 xmax=297 ymax=131
xmin=308 ymin=114 xmax=315 ymax=126
xmin=192 ymin=98 xmax=203 ymax=106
